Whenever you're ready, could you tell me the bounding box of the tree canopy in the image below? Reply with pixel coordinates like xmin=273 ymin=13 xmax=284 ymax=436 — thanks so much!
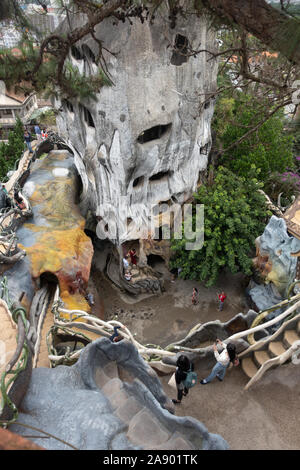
xmin=170 ymin=166 xmax=271 ymax=286
xmin=0 ymin=0 xmax=299 ymax=101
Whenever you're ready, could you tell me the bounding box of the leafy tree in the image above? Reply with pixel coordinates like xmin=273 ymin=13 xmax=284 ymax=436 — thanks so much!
xmin=0 ymin=118 xmax=25 ymax=180
xmin=214 ymin=94 xmax=294 ymax=181
xmin=0 ymin=0 xmax=300 ymax=101
xmin=170 ymin=166 xmax=271 ymax=286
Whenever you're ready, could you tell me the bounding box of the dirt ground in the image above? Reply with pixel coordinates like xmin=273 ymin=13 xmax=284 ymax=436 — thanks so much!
xmin=98 ymin=266 xmax=248 ymax=347
xmin=94 ymin=265 xmax=300 ymax=450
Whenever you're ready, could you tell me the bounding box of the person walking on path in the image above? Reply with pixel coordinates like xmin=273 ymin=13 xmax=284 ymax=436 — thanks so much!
xmin=172 ymin=355 xmax=195 ymax=405
xmin=34 ymin=124 xmax=42 ymax=143
xmin=24 ymin=130 xmax=33 ymax=154
xmin=217 ymin=291 xmax=227 ymax=311
xmin=192 ymin=287 xmax=199 ymax=305
xmin=200 ymin=339 xmax=238 ymax=384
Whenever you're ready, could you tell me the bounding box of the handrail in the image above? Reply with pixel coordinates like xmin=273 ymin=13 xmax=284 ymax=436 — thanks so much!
xmin=244 ymin=339 xmax=300 ymax=390
xmin=238 ymin=310 xmax=300 ymax=358
xmin=247 ymin=290 xmax=300 ymax=344
xmin=225 ymin=299 xmax=300 ymax=344
xmin=33 ymin=293 xmax=51 ymax=368
xmin=50 ymin=302 xmax=176 ymax=365
xmin=0 ymin=300 xmax=30 ymax=426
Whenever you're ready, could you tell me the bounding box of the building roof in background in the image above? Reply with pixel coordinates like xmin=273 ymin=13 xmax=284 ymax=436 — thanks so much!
xmin=0 ymin=80 xmax=34 ymax=107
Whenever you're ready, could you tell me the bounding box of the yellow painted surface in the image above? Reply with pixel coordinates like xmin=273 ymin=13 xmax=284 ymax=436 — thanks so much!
xmin=20 ymin=151 xmax=93 ymax=314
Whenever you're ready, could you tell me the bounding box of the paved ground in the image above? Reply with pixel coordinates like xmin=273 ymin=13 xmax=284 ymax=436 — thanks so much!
xmin=99 ymin=267 xmax=300 ymax=450
xmin=161 ymin=362 xmax=300 ymax=450
xmin=100 ymin=267 xmax=248 ymax=348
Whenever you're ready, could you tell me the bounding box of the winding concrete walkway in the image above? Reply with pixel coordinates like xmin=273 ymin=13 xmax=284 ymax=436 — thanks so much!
xmin=0 ymin=300 xmax=17 ymax=402
xmin=161 ymin=361 xmax=300 ymax=450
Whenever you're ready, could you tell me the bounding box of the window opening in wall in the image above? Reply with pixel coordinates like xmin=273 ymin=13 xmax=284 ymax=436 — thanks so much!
xmin=149 ymin=170 xmax=170 ymax=182
xmin=82 ymin=44 xmax=96 ymax=63
xmin=71 ymin=45 xmax=83 ymax=61
xmin=80 ymin=104 xmax=95 ymax=128
xmin=170 ymin=34 xmax=189 ymax=66
xmin=133 ymin=176 xmax=144 ymax=188
xmin=137 ymin=123 xmax=171 ymax=144
xmin=200 ymin=143 xmax=209 ymax=155
xmin=40 ymin=272 xmax=58 ymax=287
xmin=63 ymin=99 xmax=74 ymax=113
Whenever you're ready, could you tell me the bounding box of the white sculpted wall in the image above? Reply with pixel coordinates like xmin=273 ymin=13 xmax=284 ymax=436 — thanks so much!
xmin=55 ymin=4 xmax=218 ymax=246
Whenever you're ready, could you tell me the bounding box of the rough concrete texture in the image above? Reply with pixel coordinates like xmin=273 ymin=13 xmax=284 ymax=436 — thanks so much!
xmin=55 ymin=3 xmax=218 ymax=244
xmin=247 ymin=280 xmax=284 ymax=322
xmin=252 ymin=216 xmax=300 ymax=298
xmin=10 ymin=338 xmax=228 ymax=450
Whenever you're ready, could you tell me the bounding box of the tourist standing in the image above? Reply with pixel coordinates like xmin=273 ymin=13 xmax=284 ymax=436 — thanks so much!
xmin=109 ymin=325 xmax=124 ymax=342
xmin=192 ymin=287 xmax=199 ymax=305
xmin=34 ymin=124 xmax=42 ymax=143
xmin=200 ymin=339 xmax=238 ymax=384
xmin=123 ymin=256 xmax=130 ymax=270
xmin=128 ymin=248 xmax=137 ymax=266
xmin=24 ymin=130 xmax=33 ymax=154
xmin=217 ymin=291 xmax=227 ymax=311
xmin=172 ymin=355 xmax=195 ymax=405
xmin=41 ymin=129 xmax=48 ymax=140
xmin=85 ymin=292 xmax=95 ymax=307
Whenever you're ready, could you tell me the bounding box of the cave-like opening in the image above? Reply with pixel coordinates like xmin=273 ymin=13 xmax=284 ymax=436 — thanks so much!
xmin=170 ymin=34 xmax=189 ymax=66
xmin=137 ymin=123 xmax=171 ymax=144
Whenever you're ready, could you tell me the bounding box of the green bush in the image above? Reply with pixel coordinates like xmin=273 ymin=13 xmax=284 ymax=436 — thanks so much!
xmin=0 ymin=117 xmax=25 ymax=180
xmin=170 ymin=166 xmax=271 ymax=287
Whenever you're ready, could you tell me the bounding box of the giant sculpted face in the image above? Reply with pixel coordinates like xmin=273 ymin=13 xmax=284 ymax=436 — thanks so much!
xmin=56 ymin=6 xmax=218 ymax=244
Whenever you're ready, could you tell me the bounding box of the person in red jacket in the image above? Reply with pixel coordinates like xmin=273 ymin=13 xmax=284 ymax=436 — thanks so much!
xmin=128 ymin=248 xmax=137 ymax=265
xmin=41 ymin=129 xmax=48 ymax=140
xmin=218 ymin=291 xmax=227 ymax=311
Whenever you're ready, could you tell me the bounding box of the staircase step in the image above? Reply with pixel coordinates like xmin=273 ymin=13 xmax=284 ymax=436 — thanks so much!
xmin=127 ymin=409 xmax=171 ymax=448
xmin=115 ymin=396 xmax=143 ymax=423
xmin=283 ymin=330 xmax=300 ymax=348
xmin=241 ymin=357 xmax=258 ymax=378
xmin=145 ymin=432 xmax=193 ymax=450
xmin=253 ymin=350 xmax=271 ymax=367
xmin=268 ymin=341 xmax=286 ymax=358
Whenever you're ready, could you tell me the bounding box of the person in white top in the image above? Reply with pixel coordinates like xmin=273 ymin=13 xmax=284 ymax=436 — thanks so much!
xmin=200 ymin=339 xmax=237 ymax=384
xmin=123 ymin=257 xmax=129 ymax=269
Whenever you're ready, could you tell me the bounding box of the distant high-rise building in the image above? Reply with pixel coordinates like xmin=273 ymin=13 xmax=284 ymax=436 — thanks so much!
xmin=0 ymin=24 xmax=22 ymax=49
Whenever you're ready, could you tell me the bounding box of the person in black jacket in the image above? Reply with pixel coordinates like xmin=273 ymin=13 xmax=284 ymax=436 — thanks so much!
xmin=172 ymin=355 xmax=194 ymax=405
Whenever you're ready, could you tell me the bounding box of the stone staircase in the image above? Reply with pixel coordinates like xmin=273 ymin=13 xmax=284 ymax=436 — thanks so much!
xmin=241 ymin=317 xmax=300 ymax=385
xmin=94 ymin=360 xmax=194 ymax=450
